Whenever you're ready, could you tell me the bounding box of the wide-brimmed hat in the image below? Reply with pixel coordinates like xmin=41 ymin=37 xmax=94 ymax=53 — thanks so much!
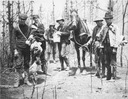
xmin=49 ymin=24 xmax=55 ymax=28
xmin=104 ymin=12 xmax=113 ymax=19
xmin=32 ymin=15 xmax=39 ymax=19
xmin=56 ymin=18 xmax=64 ymax=22
xmin=19 ymin=13 xmax=28 ymax=20
xmin=94 ymin=17 xmax=103 ymax=22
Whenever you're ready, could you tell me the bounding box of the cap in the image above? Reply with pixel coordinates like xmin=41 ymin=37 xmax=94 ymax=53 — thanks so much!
xmin=19 ymin=13 xmax=28 ymax=20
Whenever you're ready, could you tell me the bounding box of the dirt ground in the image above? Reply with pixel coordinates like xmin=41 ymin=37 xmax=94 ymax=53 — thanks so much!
xmin=0 ymin=43 xmax=128 ymax=99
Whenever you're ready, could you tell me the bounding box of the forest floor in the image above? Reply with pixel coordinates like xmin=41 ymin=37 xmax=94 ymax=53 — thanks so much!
xmin=0 ymin=43 xmax=128 ymax=99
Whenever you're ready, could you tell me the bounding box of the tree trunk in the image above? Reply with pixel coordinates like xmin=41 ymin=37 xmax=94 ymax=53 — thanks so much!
xmin=120 ymin=0 xmax=128 ymax=67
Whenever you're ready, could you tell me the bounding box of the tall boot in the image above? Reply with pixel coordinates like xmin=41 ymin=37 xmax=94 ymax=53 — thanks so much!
xmin=41 ymin=60 xmax=47 ymax=74
xmin=102 ymin=64 xmax=106 ymax=78
xmin=95 ymin=64 xmax=100 ymax=77
xmin=106 ymin=66 xmax=111 ymax=80
xmin=64 ymin=56 xmax=70 ymax=70
xmin=60 ymin=57 xmax=64 ymax=70
xmin=13 ymin=72 xmax=20 ymax=88
xmin=24 ymin=71 xmax=32 ymax=86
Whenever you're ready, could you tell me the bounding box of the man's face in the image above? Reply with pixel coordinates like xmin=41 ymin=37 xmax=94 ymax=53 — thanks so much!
xmin=18 ymin=18 xmax=26 ymax=25
xmin=96 ymin=21 xmax=103 ymax=27
xmin=58 ymin=20 xmax=64 ymax=25
xmin=50 ymin=26 xmax=54 ymax=30
xmin=34 ymin=18 xmax=39 ymax=24
xmin=105 ymin=18 xmax=112 ymax=25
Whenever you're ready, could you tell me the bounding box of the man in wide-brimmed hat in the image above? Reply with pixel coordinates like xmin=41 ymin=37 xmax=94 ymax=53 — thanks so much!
xmin=56 ymin=17 xmax=70 ymax=71
xmin=30 ymin=14 xmax=47 ymax=74
xmin=97 ymin=12 xmax=125 ymax=80
xmin=46 ymin=24 xmax=57 ymax=63
xmin=83 ymin=17 xmax=105 ymax=78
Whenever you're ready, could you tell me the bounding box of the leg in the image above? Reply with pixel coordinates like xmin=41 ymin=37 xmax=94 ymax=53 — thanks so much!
xmin=101 ymin=48 xmax=106 ymax=77
xmin=82 ymin=49 xmax=86 ymax=69
xmin=95 ymin=48 xmax=100 ymax=77
xmin=47 ymin=42 xmax=51 ymax=62
xmin=52 ymin=43 xmax=56 ymax=61
xmin=61 ymin=42 xmax=70 ymax=69
xmin=105 ymin=49 xmax=111 ymax=80
xmin=58 ymin=43 xmax=64 ymax=70
xmin=41 ymin=41 xmax=47 ymax=74
xmin=111 ymin=48 xmax=117 ymax=79
xmin=23 ymin=46 xmax=32 ymax=85
xmin=75 ymin=44 xmax=81 ymax=68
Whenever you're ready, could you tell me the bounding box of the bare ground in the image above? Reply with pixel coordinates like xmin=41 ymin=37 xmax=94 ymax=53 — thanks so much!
xmin=0 ymin=44 xmax=128 ymax=99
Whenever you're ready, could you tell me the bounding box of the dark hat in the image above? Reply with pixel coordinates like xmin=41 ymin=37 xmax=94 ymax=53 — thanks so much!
xmin=56 ymin=18 xmax=64 ymax=22
xmin=19 ymin=13 xmax=28 ymax=20
xmin=104 ymin=12 xmax=113 ymax=19
xmin=94 ymin=17 xmax=103 ymax=22
xmin=32 ymin=15 xmax=39 ymax=19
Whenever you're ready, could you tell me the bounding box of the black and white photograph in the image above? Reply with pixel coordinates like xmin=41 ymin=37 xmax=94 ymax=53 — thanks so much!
xmin=0 ymin=0 xmax=128 ymax=99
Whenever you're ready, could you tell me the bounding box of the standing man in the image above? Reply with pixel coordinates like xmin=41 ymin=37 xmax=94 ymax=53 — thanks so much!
xmin=98 ymin=12 xmax=122 ymax=80
xmin=85 ymin=17 xmax=105 ymax=78
xmin=31 ymin=15 xmax=47 ymax=74
xmin=12 ymin=13 xmax=32 ymax=87
xmin=46 ymin=24 xmax=56 ymax=63
xmin=56 ymin=18 xmax=70 ymax=70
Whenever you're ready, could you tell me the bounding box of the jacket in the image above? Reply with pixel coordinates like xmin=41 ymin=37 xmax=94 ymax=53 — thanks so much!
xmin=98 ymin=23 xmax=121 ymax=48
xmin=12 ymin=24 xmax=31 ymax=49
xmin=31 ymin=23 xmax=45 ymax=42
xmin=57 ymin=24 xmax=70 ymax=43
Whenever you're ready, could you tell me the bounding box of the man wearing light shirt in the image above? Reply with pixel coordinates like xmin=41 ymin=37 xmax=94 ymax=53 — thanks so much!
xmin=98 ymin=12 xmax=124 ymax=80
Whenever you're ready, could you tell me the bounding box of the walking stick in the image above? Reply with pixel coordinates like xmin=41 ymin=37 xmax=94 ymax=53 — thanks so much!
xmin=90 ymin=42 xmax=93 ymax=93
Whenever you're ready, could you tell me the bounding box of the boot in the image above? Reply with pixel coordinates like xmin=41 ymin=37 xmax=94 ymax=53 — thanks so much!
xmin=60 ymin=57 xmax=64 ymax=70
xmin=13 ymin=72 xmax=20 ymax=88
xmin=64 ymin=57 xmax=70 ymax=70
xmin=24 ymin=71 xmax=32 ymax=86
xmin=106 ymin=66 xmax=111 ymax=80
xmin=13 ymin=78 xmax=20 ymax=88
xmin=41 ymin=60 xmax=47 ymax=74
xmin=95 ymin=64 xmax=100 ymax=78
xmin=102 ymin=65 xmax=106 ymax=78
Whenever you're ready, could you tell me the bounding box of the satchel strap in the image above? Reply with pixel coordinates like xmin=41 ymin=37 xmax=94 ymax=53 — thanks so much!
xmin=17 ymin=24 xmax=28 ymax=40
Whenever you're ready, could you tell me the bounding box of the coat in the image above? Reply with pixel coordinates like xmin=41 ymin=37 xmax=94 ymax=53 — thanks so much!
xmin=98 ymin=23 xmax=122 ymax=48
xmin=57 ymin=24 xmax=70 ymax=44
xmin=12 ymin=24 xmax=31 ymax=49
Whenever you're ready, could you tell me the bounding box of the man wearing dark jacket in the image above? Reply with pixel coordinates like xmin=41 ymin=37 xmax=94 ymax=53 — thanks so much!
xmin=12 ymin=13 xmax=32 ymax=87
xmin=85 ymin=17 xmax=105 ymax=78
xmin=31 ymin=15 xmax=47 ymax=74
xmin=56 ymin=18 xmax=70 ymax=70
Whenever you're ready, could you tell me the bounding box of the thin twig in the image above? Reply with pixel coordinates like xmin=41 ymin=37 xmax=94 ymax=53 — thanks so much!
xmin=42 ymin=62 xmax=48 ymax=99
xmin=55 ymin=85 xmax=57 ymax=99
xmin=41 ymin=75 xmax=47 ymax=99
xmin=37 ymin=87 xmax=38 ymax=99
xmin=124 ymin=54 xmax=128 ymax=93
xmin=30 ymin=79 xmax=36 ymax=99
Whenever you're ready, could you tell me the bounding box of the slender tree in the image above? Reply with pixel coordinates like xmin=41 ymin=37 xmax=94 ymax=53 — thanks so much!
xmin=120 ymin=0 xmax=128 ymax=67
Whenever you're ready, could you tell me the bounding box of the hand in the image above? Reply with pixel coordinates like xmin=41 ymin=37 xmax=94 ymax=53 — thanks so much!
xmin=82 ymin=44 xmax=88 ymax=51
xmin=14 ymin=49 xmax=19 ymax=58
xmin=112 ymin=48 xmax=117 ymax=54
xmin=120 ymin=40 xmax=128 ymax=46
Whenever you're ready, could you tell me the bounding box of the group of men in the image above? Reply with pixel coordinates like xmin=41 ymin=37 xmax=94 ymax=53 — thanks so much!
xmin=12 ymin=13 xmax=71 ymax=87
xmin=85 ymin=12 xmax=126 ymax=80
xmin=12 ymin=11 xmax=126 ymax=87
